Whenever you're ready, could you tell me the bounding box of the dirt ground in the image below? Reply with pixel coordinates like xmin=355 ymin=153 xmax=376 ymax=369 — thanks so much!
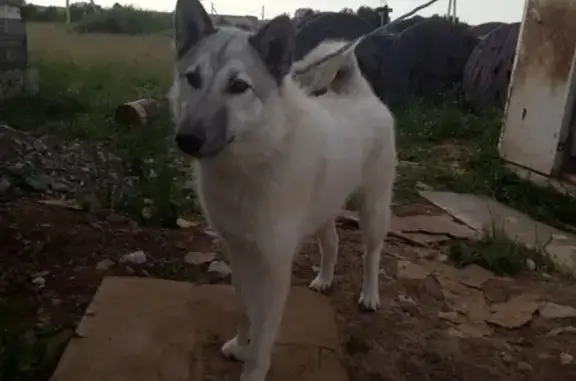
xmin=2 ymin=196 xmax=576 ymax=381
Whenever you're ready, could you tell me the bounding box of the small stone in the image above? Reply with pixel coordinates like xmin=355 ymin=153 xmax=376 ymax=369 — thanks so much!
xmin=517 ymin=362 xmax=532 ymax=372
xmin=501 ymin=352 xmax=514 ymax=363
xmin=119 ymin=250 xmax=147 ymax=265
xmin=32 ymin=276 xmax=46 ymax=287
xmin=24 ymin=174 xmax=52 ymax=191
xmin=0 ymin=176 xmax=11 ymax=194
xmin=184 ymin=252 xmax=216 ymax=265
xmin=526 ymin=259 xmax=536 ymax=271
xmin=141 ymin=206 xmax=153 ymax=220
xmin=177 ymin=218 xmax=198 ymax=229
xmin=50 ymin=182 xmax=71 ymax=192
xmin=183 ymin=180 xmax=195 ymax=191
xmin=437 ymin=254 xmax=449 ymax=262
xmin=416 ymin=181 xmax=433 ymax=191
xmin=398 ymin=294 xmax=417 ymax=305
xmin=540 ymin=303 xmax=576 ymax=319
xmin=208 ymin=261 xmax=231 ymax=278
xmin=546 ymin=326 xmax=576 ymax=336
xmin=538 ymin=353 xmax=552 ymax=360
xmin=560 ymin=352 xmax=573 ymax=365
xmin=204 ymin=227 xmax=218 ymax=238
xmin=96 ymin=259 xmax=115 ymax=271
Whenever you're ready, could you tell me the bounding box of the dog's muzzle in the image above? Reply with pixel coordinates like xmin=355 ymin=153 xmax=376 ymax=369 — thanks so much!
xmin=175 ymin=132 xmax=206 ymax=156
xmin=175 ymin=107 xmax=232 ymax=158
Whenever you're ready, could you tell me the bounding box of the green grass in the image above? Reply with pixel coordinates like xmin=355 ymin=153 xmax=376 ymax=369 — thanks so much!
xmin=0 ymin=58 xmax=197 ymax=227
xmin=392 ymin=100 xmax=576 ymax=231
xmin=0 ymin=299 xmax=71 ymax=381
xmin=447 ymin=224 xmax=556 ymax=276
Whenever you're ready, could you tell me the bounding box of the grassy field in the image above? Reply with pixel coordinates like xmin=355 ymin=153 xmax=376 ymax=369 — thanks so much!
xmin=1 ymin=21 xmax=575 ymax=262
xmin=3 ymin=23 xmax=197 ymax=226
xmin=2 ymin=21 xmax=576 ymax=380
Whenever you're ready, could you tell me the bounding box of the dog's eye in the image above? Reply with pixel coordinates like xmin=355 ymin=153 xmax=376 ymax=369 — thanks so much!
xmin=185 ymin=71 xmax=202 ymax=89
xmin=228 ymin=78 xmax=251 ymax=95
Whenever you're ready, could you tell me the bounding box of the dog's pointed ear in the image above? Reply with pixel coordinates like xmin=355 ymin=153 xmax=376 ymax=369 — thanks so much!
xmin=249 ymin=15 xmax=295 ymax=84
xmin=174 ymin=0 xmax=216 ymax=58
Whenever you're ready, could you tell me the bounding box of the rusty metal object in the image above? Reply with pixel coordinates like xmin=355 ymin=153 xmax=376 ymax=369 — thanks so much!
xmin=499 ymin=0 xmax=576 ymax=177
xmin=470 ymin=22 xmax=507 ymax=38
xmin=515 ymin=0 xmax=576 ymax=87
xmin=114 ymin=98 xmax=160 ymax=126
xmin=294 ymin=12 xmax=373 ymax=61
xmin=382 ymin=18 xmax=478 ymax=105
xmin=463 ymin=23 xmax=520 ymax=111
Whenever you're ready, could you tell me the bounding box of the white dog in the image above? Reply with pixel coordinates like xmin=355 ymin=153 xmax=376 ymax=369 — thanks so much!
xmin=169 ymin=1 xmax=397 ymax=380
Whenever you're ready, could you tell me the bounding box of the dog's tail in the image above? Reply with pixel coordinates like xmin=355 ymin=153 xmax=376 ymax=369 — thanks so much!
xmin=290 ymin=39 xmax=372 ymax=97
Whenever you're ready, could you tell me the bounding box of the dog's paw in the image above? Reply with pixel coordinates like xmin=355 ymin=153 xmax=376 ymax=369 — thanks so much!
xmin=221 ymin=336 xmax=250 ymax=362
xmin=240 ymin=373 xmax=266 ymax=381
xmin=309 ymin=275 xmax=332 ymax=293
xmin=358 ymin=292 xmax=380 ymax=311
xmin=240 ymin=368 xmax=267 ymax=381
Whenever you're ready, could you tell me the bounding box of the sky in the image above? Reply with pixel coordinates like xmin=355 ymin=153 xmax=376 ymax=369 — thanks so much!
xmin=30 ymin=0 xmax=526 ymax=25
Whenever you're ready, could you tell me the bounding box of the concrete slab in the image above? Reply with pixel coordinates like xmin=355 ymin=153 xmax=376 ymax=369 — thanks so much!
xmin=420 ymin=191 xmax=576 ymax=276
xmin=50 ymin=276 xmax=347 ymax=381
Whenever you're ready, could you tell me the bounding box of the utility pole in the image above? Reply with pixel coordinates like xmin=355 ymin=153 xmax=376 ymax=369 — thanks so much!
xmin=453 ymin=0 xmax=457 ymax=22
xmin=261 ymin=4 xmax=265 ymax=20
xmin=447 ymin=0 xmax=457 ymax=22
xmin=65 ymin=0 xmax=71 ymax=25
xmin=375 ymin=4 xmax=392 ymax=27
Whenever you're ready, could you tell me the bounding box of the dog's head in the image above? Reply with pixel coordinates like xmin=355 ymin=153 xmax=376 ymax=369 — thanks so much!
xmin=170 ymin=0 xmax=295 ymax=159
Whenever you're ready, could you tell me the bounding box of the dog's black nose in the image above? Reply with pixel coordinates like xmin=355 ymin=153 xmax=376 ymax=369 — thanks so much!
xmin=175 ymin=133 xmax=205 ymax=156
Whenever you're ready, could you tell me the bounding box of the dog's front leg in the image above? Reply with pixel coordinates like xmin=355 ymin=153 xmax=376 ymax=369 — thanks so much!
xmin=221 ymin=250 xmax=252 ymax=361
xmin=239 ymin=243 xmax=295 ymax=381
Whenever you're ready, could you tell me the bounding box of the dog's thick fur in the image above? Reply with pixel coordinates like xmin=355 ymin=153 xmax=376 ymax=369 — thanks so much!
xmin=170 ymin=1 xmax=397 ymax=380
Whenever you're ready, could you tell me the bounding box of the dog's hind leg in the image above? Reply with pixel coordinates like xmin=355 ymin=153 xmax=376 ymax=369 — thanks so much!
xmin=309 ymin=219 xmax=339 ymax=292
xmin=357 ymin=169 xmax=394 ymax=311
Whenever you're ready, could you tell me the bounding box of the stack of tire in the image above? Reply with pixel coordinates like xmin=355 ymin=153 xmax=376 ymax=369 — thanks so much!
xmin=462 ymin=22 xmax=521 ymax=111
xmin=293 ymin=12 xmax=521 ymax=111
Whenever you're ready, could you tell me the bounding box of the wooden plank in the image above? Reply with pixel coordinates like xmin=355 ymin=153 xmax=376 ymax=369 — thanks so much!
xmin=50 ymin=277 xmax=347 ymax=381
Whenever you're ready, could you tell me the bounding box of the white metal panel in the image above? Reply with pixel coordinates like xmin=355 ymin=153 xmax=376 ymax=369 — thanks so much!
xmin=499 ymin=0 xmax=576 ymax=176
xmin=0 ymin=5 xmax=20 ymax=19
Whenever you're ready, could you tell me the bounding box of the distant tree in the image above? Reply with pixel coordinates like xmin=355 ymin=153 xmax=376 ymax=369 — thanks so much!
xmin=356 ymin=6 xmax=380 ymax=27
xmin=74 ymin=5 xmax=172 ymax=35
xmin=42 ymin=6 xmax=61 ymax=22
xmin=340 ymin=8 xmax=354 ymax=13
xmin=69 ymin=2 xmax=102 ymax=23
xmin=21 ymin=3 xmax=39 ymax=21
